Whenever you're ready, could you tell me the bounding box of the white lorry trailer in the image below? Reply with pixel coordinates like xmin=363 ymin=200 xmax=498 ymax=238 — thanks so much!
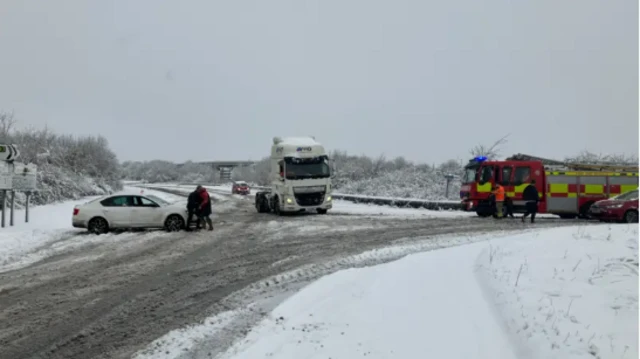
xmin=255 ymin=136 xmax=333 ymax=215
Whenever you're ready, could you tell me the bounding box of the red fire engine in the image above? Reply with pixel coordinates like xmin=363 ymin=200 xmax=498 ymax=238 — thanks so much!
xmin=460 ymin=154 xmax=639 ymax=218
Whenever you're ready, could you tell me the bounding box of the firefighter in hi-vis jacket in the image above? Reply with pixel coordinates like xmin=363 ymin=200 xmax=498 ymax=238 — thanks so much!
xmin=492 ymin=183 xmax=505 ymax=218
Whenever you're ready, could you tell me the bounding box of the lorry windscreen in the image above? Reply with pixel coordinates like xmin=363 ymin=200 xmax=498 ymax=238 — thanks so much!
xmin=284 ymin=156 xmax=330 ymax=179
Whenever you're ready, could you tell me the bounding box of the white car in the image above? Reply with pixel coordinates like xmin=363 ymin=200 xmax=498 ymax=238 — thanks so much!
xmin=72 ymin=193 xmax=189 ymax=234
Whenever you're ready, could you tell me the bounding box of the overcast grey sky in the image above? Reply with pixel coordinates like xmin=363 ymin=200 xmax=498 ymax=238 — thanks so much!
xmin=0 ymin=0 xmax=637 ymax=164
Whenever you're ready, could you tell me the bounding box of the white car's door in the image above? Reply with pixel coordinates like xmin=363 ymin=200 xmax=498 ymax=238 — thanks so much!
xmin=100 ymin=195 xmax=134 ymax=227
xmin=130 ymin=196 xmax=165 ymax=227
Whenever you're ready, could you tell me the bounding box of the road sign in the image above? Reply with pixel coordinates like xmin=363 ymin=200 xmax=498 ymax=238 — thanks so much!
xmin=0 ymin=144 xmax=20 ymax=162
xmin=0 ymin=162 xmax=12 ymax=190
xmin=11 ymin=163 xmax=37 ymax=191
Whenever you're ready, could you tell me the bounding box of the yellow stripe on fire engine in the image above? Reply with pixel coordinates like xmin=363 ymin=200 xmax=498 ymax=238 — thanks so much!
xmin=477 ymin=182 xmax=492 ymax=192
xmin=582 ymin=184 xmax=604 ymax=194
xmin=545 ymin=171 xmax=638 ymax=177
xmin=548 ymin=183 xmax=578 ymax=198
xmin=503 ymin=183 xmax=543 ymax=198
xmin=621 ymin=185 xmax=638 ymax=193
xmin=549 ymin=183 xmax=568 ymax=193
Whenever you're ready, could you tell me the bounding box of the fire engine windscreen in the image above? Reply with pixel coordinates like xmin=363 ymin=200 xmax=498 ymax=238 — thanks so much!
xmin=284 ymin=156 xmax=331 ymax=180
xmin=463 ymin=165 xmax=479 ymax=184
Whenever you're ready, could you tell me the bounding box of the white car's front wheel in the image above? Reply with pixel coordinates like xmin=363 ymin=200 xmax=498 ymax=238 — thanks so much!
xmin=165 ymin=215 xmax=185 ymax=232
xmin=88 ymin=217 xmax=109 ymax=235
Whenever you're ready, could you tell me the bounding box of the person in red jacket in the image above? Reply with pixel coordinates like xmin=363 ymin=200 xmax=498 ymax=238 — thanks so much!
xmin=197 ymin=187 xmax=214 ymax=231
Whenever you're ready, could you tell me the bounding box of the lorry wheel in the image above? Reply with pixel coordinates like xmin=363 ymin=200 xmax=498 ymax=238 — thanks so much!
xmin=255 ymin=193 xmax=269 ymax=213
xmin=624 ymin=210 xmax=638 ymax=223
xmin=316 ymin=209 xmax=328 ymax=214
xmin=273 ymin=197 xmax=282 ymax=215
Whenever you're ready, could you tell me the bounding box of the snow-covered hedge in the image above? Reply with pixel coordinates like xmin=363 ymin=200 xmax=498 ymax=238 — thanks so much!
xmin=0 ymin=113 xmax=122 ymax=206
xmin=121 ymin=160 xmax=217 ymax=184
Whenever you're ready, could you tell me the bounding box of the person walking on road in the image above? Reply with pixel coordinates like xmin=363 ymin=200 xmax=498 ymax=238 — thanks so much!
xmin=492 ymin=184 xmax=505 ymax=218
xmin=197 ymin=186 xmax=214 ymax=231
xmin=522 ymin=180 xmax=539 ymax=223
xmin=186 ymin=185 xmax=203 ymax=231
xmin=503 ymin=195 xmax=515 ymax=218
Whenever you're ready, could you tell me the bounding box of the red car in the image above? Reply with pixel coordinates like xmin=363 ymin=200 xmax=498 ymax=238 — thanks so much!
xmin=231 ymin=181 xmax=250 ymax=195
xmin=589 ymin=189 xmax=638 ymax=223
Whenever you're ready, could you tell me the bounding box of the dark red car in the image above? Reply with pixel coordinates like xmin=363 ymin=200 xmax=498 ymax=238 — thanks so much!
xmin=231 ymin=181 xmax=250 ymax=195
xmin=589 ymin=189 xmax=638 ymax=223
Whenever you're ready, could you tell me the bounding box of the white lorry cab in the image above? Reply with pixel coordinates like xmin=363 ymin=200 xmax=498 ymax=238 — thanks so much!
xmin=255 ymin=136 xmax=334 ymax=215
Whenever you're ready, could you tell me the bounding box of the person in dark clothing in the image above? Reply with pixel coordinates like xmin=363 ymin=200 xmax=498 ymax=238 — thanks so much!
xmin=503 ymin=195 xmax=515 ymax=218
xmin=197 ymin=187 xmax=214 ymax=231
xmin=522 ymin=180 xmax=539 ymax=223
xmin=186 ymin=185 xmax=203 ymax=231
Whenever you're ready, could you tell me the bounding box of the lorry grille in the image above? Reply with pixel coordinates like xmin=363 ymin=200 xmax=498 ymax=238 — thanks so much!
xmin=294 ymin=192 xmax=325 ymax=206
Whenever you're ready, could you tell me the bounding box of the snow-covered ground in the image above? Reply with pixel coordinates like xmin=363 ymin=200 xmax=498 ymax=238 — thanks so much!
xmin=0 ymin=196 xmax=100 ymax=271
xmin=0 ymin=187 xmax=186 ymax=273
xmin=136 ymin=224 xmax=638 ymax=359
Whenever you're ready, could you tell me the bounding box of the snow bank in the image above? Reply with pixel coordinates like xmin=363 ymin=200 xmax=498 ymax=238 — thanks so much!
xmin=331 ymin=199 xmax=474 ymax=218
xmin=0 ymin=188 xmax=186 ymax=273
xmin=219 ymin=238 xmax=518 ymax=359
xmin=478 ymin=224 xmax=638 ymax=359
xmin=212 ymin=225 xmax=637 ymax=359
xmin=0 ymin=196 xmax=100 ymax=272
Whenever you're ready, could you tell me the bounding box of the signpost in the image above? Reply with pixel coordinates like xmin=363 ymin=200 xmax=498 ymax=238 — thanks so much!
xmin=0 ymin=145 xmax=38 ymax=228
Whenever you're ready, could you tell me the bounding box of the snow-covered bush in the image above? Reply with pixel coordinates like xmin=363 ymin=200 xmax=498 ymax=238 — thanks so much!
xmin=121 ymin=160 xmax=216 ymax=184
xmin=565 ymin=150 xmax=638 ymax=166
xmin=0 ymin=112 xmax=122 ymax=206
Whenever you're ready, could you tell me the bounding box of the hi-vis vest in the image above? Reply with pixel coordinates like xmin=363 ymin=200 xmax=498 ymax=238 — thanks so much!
xmin=493 ymin=185 xmax=505 ymax=201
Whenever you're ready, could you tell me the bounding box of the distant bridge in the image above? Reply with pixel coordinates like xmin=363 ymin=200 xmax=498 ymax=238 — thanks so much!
xmin=178 ymin=161 xmax=256 ymax=181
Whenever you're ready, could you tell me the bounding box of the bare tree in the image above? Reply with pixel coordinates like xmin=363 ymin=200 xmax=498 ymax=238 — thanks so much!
xmin=0 ymin=110 xmax=16 ymax=139
xmin=469 ymin=133 xmax=510 ymax=160
xmin=565 ymin=150 xmax=639 ymax=166
xmin=371 ymin=153 xmax=387 ymax=176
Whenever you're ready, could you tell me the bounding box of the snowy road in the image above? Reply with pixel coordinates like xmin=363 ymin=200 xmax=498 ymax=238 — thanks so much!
xmin=0 ymin=187 xmax=588 ymax=359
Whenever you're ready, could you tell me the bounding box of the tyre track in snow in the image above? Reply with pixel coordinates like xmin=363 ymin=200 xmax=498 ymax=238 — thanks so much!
xmin=0 ymin=189 xmax=588 ymax=359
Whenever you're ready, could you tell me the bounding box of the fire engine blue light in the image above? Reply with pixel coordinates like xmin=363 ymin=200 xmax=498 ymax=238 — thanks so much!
xmin=474 ymin=156 xmax=488 ymax=162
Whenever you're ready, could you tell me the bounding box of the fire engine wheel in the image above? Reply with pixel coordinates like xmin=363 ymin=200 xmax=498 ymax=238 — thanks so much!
xmin=579 ymin=202 xmax=595 ymax=219
xmin=624 ymin=210 xmax=638 ymax=223
xmin=476 ymin=211 xmax=491 ymax=217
